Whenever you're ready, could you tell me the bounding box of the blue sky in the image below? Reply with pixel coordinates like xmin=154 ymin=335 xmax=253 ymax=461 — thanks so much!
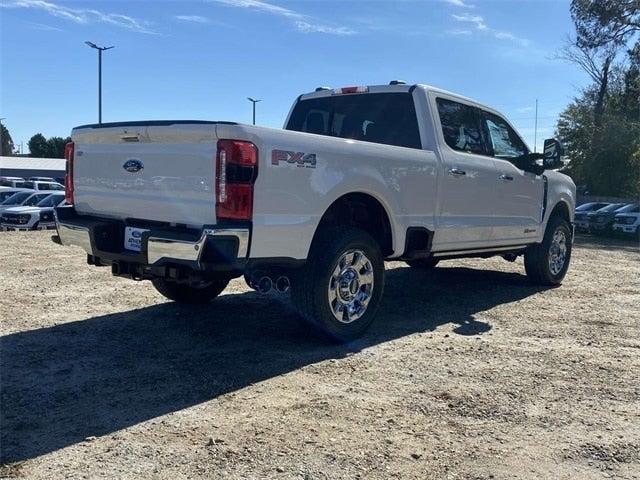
xmin=1 ymin=0 xmax=588 ymax=153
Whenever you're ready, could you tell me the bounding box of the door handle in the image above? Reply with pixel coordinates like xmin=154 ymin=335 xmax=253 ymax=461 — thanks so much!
xmin=448 ymin=168 xmax=466 ymax=176
xmin=499 ymin=174 xmax=514 ymax=181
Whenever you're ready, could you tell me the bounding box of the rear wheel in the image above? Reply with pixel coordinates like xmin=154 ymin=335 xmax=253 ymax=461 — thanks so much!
xmin=151 ymin=278 xmax=229 ymax=304
xmin=406 ymin=257 xmax=439 ymax=269
xmin=524 ymin=215 xmax=572 ymax=285
xmin=292 ymin=227 xmax=385 ymax=342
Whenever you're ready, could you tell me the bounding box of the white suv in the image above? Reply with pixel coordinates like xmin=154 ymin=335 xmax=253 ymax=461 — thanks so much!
xmin=1 ymin=192 xmax=66 ymax=231
xmin=612 ymin=204 xmax=640 ymax=238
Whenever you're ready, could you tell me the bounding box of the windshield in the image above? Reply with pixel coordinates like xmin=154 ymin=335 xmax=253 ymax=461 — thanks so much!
xmin=0 ymin=191 xmax=20 ymax=202
xmin=576 ymin=202 xmax=607 ymax=212
xmin=23 ymin=193 xmax=51 ymax=206
xmin=36 ymin=194 xmax=64 ymax=207
xmin=615 ymin=203 xmax=638 ymax=213
xmin=595 ymin=203 xmax=624 ymax=213
xmin=2 ymin=192 xmax=31 ymax=205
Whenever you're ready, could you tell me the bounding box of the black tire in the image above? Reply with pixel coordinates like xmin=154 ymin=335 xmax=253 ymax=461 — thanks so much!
xmin=524 ymin=215 xmax=572 ymax=286
xmin=151 ymin=278 xmax=229 ymax=304
xmin=406 ymin=257 xmax=439 ymax=269
xmin=292 ymin=226 xmax=385 ymax=342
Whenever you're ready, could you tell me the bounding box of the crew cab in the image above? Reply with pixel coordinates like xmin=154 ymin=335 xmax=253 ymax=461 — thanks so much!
xmin=53 ymin=83 xmax=576 ymax=341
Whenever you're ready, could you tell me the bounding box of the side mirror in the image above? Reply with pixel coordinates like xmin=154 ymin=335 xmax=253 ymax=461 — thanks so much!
xmin=542 ymin=138 xmax=564 ymax=169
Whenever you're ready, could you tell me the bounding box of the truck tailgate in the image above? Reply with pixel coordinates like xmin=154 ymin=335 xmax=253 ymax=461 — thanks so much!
xmin=72 ymin=122 xmax=220 ymax=226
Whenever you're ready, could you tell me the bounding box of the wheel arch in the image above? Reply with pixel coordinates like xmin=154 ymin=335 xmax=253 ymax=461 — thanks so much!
xmin=308 ymin=192 xmax=395 ymax=258
xmin=549 ymin=200 xmax=572 ymax=224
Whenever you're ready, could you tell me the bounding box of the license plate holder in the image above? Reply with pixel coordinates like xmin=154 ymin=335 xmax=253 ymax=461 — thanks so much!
xmin=124 ymin=226 xmax=149 ymax=252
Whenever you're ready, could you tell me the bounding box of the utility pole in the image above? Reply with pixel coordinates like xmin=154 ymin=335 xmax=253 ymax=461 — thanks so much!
xmin=534 ymin=98 xmax=538 ymax=153
xmin=247 ymin=97 xmax=261 ymax=125
xmin=85 ymin=42 xmax=114 ymax=124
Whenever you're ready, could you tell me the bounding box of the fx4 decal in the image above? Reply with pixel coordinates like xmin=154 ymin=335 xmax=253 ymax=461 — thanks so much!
xmin=271 ymin=149 xmax=317 ymax=169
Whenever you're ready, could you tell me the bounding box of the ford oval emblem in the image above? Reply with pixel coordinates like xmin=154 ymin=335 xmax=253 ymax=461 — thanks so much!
xmin=123 ymin=159 xmax=144 ymax=173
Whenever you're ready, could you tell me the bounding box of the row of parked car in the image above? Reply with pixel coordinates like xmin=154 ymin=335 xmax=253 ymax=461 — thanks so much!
xmin=575 ymin=201 xmax=640 ymax=238
xmin=0 ymin=176 xmax=67 ymax=231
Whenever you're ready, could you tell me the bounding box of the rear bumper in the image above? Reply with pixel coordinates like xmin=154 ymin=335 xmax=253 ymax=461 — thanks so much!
xmin=54 ymin=205 xmax=249 ymax=272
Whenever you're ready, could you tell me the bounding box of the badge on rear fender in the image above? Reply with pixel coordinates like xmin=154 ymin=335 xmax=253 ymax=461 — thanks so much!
xmin=271 ymin=149 xmax=316 ymax=168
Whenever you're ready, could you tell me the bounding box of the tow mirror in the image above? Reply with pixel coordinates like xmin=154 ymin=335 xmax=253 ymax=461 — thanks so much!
xmin=542 ymin=138 xmax=564 ymax=169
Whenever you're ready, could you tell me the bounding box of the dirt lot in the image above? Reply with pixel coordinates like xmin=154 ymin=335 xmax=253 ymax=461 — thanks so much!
xmin=0 ymin=231 xmax=638 ymax=479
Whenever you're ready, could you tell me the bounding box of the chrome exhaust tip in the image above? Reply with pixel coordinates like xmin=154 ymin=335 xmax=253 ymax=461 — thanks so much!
xmin=275 ymin=276 xmax=290 ymax=293
xmin=256 ymin=276 xmax=273 ymax=294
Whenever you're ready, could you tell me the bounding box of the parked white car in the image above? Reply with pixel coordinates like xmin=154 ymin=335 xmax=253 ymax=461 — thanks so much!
xmin=0 ymin=177 xmax=28 ymax=188
xmin=0 ymin=191 xmax=53 ymax=213
xmin=612 ymin=204 xmax=640 ymax=237
xmin=54 ymin=82 xmax=576 ymax=341
xmin=1 ymin=192 xmax=66 ymax=231
xmin=574 ymin=202 xmax=610 ymax=231
xmin=21 ymin=180 xmax=65 ymax=191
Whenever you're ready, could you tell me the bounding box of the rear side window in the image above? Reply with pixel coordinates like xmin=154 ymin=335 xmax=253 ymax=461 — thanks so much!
xmin=436 ymin=98 xmax=484 ymax=155
xmin=286 ymin=93 xmax=422 ymax=149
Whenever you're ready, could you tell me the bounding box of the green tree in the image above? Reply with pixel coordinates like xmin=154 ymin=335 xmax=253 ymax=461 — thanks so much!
xmin=1 ymin=123 xmax=15 ymax=155
xmin=28 ymin=133 xmax=49 ymax=157
xmin=46 ymin=136 xmax=70 ymax=158
xmin=557 ymin=60 xmax=640 ymax=197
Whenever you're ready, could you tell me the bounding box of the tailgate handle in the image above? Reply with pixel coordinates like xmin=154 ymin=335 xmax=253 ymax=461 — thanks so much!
xmin=120 ymin=134 xmax=140 ymax=142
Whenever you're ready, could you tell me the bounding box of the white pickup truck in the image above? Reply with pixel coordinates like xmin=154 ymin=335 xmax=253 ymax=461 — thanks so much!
xmin=54 ymin=82 xmax=575 ymax=341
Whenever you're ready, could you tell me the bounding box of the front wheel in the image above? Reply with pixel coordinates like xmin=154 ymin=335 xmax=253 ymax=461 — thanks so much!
xmin=292 ymin=227 xmax=385 ymax=342
xmin=151 ymin=278 xmax=229 ymax=304
xmin=524 ymin=216 xmax=572 ymax=285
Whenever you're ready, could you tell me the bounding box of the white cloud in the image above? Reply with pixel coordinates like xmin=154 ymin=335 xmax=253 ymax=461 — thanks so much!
xmin=446 ymin=29 xmax=472 ymax=36
xmin=294 ymin=21 xmax=354 ymax=35
xmin=1 ymin=0 xmax=155 ymax=33
xmin=451 ymin=12 xmax=529 ymax=46
xmin=452 ymin=13 xmax=487 ymax=30
xmin=443 ymin=0 xmax=474 ymax=8
xmin=175 ymin=15 xmax=210 ymax=24
xmin=210 ymin=0 xmax=355 ymax=35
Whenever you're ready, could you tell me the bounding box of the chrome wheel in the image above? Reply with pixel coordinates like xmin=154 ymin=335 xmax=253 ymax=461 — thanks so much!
xmin=328 ymin=249 xmax=375 ymax=324
xmin=548 ymin=228 xmax=567 ymax=276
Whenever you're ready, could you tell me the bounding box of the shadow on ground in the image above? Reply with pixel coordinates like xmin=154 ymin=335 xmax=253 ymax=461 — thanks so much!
xmin=1 ymin=265 xmax=548 ymax=463
xmin=574 ymin=233 xmax=639 ymax=253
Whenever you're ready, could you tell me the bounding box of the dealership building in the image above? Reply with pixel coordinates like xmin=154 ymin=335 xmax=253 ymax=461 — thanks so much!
xmin=0 ymin=156 xmax=65 ymax=180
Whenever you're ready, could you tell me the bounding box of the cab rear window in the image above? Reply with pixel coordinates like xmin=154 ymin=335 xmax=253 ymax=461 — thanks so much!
xmin=286 ymin=93 xmax=422 ymax=149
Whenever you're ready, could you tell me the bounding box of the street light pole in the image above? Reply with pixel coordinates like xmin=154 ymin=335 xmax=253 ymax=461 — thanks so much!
xmin=85 ymin=41 xmax=114 ymax=124
xmin=247 ymin=97 xmax=261 ymax=125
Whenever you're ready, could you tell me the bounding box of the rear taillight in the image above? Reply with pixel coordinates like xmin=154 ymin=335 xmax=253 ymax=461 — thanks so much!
xmin=64 ymin=142 xmax=74 ymax=204
xmin=215 ymin=139 xmax=258 ymax=221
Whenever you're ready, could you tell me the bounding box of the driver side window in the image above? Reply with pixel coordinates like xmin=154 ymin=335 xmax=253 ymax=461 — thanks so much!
xmin=482 ymin=111 xmax=528 ymax=159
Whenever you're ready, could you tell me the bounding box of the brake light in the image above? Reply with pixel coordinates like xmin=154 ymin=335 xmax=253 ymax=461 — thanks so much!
xmin=64 ymin=142 xmax=74 ymax=204
xmin=215 ymin=139 xmax=258 ymax=221
xmin=333 ymin=86 xmax=369 ymax=95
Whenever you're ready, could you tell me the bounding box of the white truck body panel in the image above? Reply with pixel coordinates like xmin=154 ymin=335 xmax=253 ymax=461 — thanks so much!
xmin=72 ymin=124 xmax=218 ymax=226
xmin=68 ymin=84 xmax=575 ymax=261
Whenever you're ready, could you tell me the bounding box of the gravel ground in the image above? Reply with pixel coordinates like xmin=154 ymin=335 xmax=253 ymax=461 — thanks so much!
xmin=1 ymin=231 xmax=639 ymax=480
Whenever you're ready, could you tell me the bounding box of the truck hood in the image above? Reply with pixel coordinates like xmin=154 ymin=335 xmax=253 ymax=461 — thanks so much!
xmin=2 ymin=206 xmax=41 ymax=214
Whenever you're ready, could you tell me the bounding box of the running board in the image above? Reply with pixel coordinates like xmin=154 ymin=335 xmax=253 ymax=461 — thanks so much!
xmin=432 ymin=244 xmax=529 ymax=258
